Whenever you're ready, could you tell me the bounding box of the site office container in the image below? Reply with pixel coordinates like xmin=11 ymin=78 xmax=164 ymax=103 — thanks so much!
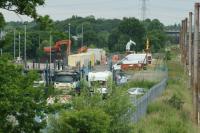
xmin=68 ymin=53 xmax=95 ymax=67
xmin=120 ymin=53 xmax=149 ymax=71
xmin=121 ymin=63 xmax=145 ymax=71
xmin=87 ymin=49 xmax=106 ymax=64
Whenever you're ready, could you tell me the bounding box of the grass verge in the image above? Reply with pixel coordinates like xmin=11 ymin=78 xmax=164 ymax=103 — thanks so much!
xmin=132 ymin=49 xmax=198 ymax=133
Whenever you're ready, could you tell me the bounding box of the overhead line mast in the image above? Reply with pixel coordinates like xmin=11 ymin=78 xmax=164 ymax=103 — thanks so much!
xmin=141 ymin=0 xmax=148 ymax=21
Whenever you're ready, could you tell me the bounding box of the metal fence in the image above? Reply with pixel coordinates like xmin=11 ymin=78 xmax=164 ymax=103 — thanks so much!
xmin=132 ymin=76 xmax=168 ymax=122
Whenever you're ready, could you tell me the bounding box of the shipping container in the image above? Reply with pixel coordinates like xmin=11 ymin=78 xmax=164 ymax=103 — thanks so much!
xmin=68 ymin=53 xmax=95 ymax=67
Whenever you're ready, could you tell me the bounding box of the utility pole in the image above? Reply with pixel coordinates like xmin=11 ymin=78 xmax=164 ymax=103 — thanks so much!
xmin=69 ymin=23 xmax=71 ymax=42
xmin=193 ymin=2 xmax=199 ymax=124
xmin=184 ymin=18 xmax=188 ymax=70
xmin=18 ymin=32 xmax=21 ymax=58
xmin=81 ymin=24 xmax=83 ymax=47
xmin=189 ymin=12 xmax=193 ymax=88
xmin=38 ymin=35 xmax=40 ymax=49
xmin=68 ymin=23 xmax=71 ymax=55
xmin=0 ymin=29 xmax=2 ymax=40
xmin=24 ymin=22 xmax=27 ymax=67
xmin=181 ymin=20 xmax=184 ymax=64
xmin=14 ymin=29 xmax=16 ymax=59
xmin=49 ymin=31 xmax=52 ymax=69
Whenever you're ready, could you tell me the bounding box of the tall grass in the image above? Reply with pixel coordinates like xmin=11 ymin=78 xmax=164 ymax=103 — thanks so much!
xmin=132 ymin=48 xmax=198 ymax=133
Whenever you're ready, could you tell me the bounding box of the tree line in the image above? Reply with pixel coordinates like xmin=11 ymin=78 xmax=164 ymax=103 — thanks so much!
xmin=0 ymin=14 xmax=170 ymax=60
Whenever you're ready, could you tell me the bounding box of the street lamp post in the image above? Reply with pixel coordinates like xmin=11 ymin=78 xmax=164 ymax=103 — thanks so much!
xmin=81 ymin=24 xmax=83 ymax=48
xmin=18 ymin=32 xmax=21 ymax=58
xmin=69 ymin=23 xmax=71 ymax=41
xmin=49 ymin=31 xmax=52 ymax=84
xmin=66 ymin=23 xmax=71 ymax=66
xmin=49 ymin=31 xmax=52 ymax=68
xmin=24 ymin=22 xmax=27 ymax=67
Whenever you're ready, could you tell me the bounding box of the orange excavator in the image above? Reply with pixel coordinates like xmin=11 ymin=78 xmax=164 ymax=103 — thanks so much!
xmin=77 ymin=46 xmax=87 ymax=53
xmin=44 ymin=40 xmax=71 ymax=55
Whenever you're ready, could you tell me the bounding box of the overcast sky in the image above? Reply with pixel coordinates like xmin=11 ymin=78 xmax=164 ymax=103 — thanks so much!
xmin=0 ymin=0 xmax=199 ymax=25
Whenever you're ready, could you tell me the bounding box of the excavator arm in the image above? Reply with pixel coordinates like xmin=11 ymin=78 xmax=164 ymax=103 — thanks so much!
xmin=44 ymin=39 xmax=71 ymax=55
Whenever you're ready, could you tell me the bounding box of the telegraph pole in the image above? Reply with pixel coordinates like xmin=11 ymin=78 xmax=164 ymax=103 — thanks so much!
xmin=82 ymin=24 xmax=83 ymax=47
xmin=184 ymin=18 xmax=188 ymax=70
xmin=24 ymin=22 xmax=27 ymax=67
xmin=49 ymin=32 xmax=52 ymax=68
xmin=193 ymin=2 xmax=199 ymax=124
xmin=18 ymin=32 xmax=21 ymax=58
xmin=13 ymin=29 xmax=16 ymax=59
xmin=69 ymin=23 xmax=71 ymax=42
xmin=188 ymin=12 xmax=193 ymax=88
xmin=68 ymin=23 xmax=71 ymax=55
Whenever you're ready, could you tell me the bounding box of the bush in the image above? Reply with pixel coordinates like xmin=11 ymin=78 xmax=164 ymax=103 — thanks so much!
xmin=123 ymin=80 xmax=156 ymax=91
xmin=167 ymin=94 xmax=184 ymax=110
xmin=165 ymin=51 xmax=171 ymax=60
xmin=147 ymin=101 xmax=172 ymax=114
xmin=48 ymin=108 xmax=110 ymax=133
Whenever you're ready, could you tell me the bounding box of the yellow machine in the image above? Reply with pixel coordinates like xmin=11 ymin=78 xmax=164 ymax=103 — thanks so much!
xmin=145 ymin=38 xmax=150 ymax=51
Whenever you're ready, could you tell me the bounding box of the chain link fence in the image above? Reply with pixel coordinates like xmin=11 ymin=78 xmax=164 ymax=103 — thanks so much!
xmin=131 ymin=71 xmax=168 ymax=122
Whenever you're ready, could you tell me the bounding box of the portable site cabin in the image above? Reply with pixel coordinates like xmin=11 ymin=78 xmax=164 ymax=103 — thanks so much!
xmin=113 ymin=53 xmax=152 ymax=70
xmin=123 ymin=54 xmax=147 ymax=64
xmin=68 ymin=53 xmax=95 ymax=67
xmin=88 ymin=71 xmax=112 ymax=83
xmin=87 ymin=49 xmax=106 ymax=64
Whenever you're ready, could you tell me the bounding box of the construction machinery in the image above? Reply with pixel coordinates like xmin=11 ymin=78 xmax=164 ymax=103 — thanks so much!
xmin=112 ymin=38 xmax=152 ymax=71
xmin=53 ymin=70 xmax=80 ymax=92
xmin=43 ymin=39 xmax=71 ymax=65
xmin=126 ymin=39 xmax=136 ymax=53
xmin=44 ymin=40 xmax=71 ymax=55
xmin=78 ymin=46 xmax=88 ymax=53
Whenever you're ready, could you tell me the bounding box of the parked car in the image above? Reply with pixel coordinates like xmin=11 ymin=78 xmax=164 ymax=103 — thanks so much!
xmin=115 ymin=71 xmax=128 ymax=85
xmin=128 ymin=87 xmax=145 ymax=95
xmin=33 ymin=80 xmax=45 ymax=88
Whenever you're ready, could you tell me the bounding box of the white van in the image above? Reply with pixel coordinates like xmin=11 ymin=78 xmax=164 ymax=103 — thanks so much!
xmin=88 ymin=71 xmax=112 ymax=94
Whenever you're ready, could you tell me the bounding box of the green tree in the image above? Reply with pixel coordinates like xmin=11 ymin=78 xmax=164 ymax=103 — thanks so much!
xmin=48 ymin=78 xmax=134 ymax=133
xmin=0 ymin=12 xmax=5 ymax=28
xmin=97 ymin=31 xmax=109 ymax=48
xmin=48 ymin=108 xmax=110 ymax=133
xmin=36 ymin=15 xmax=54 ymax=31
xmin=145 ymin=19 xmax=164 ymax=31
xmin=108 ymin=28 xmax=120 ymax=51
xmin=119 ymin=17 xmax=146 ymax=51
xmin=0 ymin=12 xmax=6 ymax=50
xmin=108 ymin=17 xmax=145 ymax=52
xmin=143 ymin=19 xmax=167 ymax=52
xmin=0 ymin=0 xmax=45 ymax=19
xmin=104 ymin=87 xmax=134 ymax=133
xmin=83 ymin=30 xmax=98 ymax=46
xmin=0 ymin=56 xmax=47 ymax=133
xmin=73 ymin=80 xmax=134 ymax=133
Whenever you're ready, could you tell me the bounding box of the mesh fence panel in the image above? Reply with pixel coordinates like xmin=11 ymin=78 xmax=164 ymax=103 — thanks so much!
xmin=132 ymin=71 xmax=168 ymax=122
